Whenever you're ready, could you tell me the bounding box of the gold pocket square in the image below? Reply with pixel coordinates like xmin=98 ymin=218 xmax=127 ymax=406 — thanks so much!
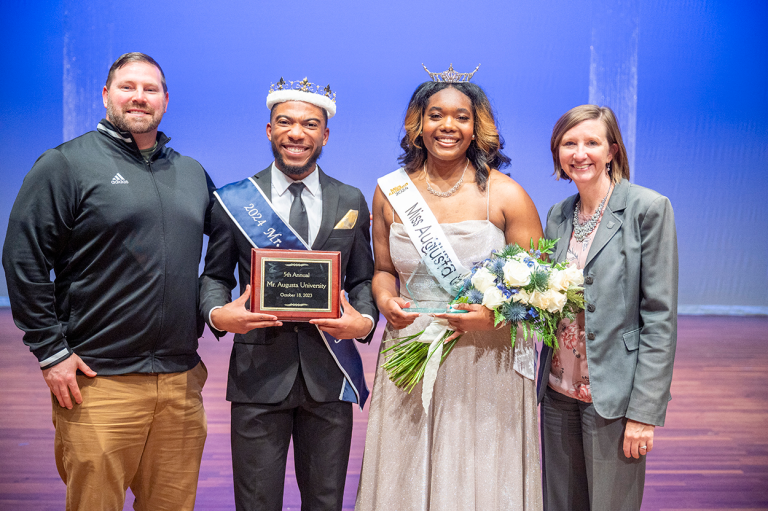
xmin=334 ymin=210 xmax=358 ymax=229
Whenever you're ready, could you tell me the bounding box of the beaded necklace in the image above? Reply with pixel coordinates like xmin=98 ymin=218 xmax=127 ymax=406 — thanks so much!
xmin=423 ymin=159 xmax=469 ymax=198
xmin=573 ymin=183 xmax=613 ymax=242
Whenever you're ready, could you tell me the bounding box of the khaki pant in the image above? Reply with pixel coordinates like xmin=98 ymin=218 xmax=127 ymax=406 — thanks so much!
xmin=52 ymin=361 xmax=208 ymax=511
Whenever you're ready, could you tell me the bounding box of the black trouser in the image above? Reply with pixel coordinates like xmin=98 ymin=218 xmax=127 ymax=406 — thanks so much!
xmin=231 ymin=368 xmax=353 ymax=511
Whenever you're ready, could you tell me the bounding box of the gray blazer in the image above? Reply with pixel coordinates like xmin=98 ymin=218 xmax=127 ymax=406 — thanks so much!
xmin=536 ymin=178 xmax=678 ymax=426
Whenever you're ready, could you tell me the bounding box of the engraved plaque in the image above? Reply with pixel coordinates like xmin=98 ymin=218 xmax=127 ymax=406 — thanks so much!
xmin=250 ymin=248 xmax=341 ymax=321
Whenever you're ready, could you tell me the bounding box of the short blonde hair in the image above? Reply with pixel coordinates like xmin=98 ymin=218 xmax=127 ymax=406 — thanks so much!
xmin=550 ymin=105 xmax=629 ymax=184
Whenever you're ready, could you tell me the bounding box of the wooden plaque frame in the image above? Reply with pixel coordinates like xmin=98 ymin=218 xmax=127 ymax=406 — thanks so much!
xmin=249 ymin=248 xmax=341 ymax=321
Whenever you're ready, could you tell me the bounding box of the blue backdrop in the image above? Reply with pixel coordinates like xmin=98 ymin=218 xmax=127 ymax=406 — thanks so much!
xmin=1 ymin=0 xmax=766 ymax=314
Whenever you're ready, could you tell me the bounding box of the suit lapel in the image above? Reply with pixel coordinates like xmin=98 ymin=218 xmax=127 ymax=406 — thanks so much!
xmin=251 ymin=166 xmax=273 ymax=200
xmin=554 ymin=195 xmax=577 ymax=263
xmin=585 ymin=179 xmax=628 ymax=267
xmin=312 ymin=168 xmax=338 ymax=250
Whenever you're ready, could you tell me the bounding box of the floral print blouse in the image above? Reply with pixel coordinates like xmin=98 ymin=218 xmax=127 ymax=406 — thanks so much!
xmin=548 ymin=214 xmax=603 ymax=403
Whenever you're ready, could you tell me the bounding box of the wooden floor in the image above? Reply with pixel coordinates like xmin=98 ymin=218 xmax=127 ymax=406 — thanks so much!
xmin=1 ymin=309 xmax=767 ymax=510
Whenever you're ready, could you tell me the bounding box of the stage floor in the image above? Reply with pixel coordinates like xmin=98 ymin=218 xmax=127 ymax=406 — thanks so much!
xmin=1 ymin=310 xmax=767 ymax=510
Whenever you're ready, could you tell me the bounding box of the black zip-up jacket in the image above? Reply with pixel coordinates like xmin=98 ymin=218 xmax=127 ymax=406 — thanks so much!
xmin=2 ymin=120 xmax=215 ymax=374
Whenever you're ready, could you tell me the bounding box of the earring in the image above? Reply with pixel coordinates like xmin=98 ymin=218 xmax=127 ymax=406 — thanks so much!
xmin=606 ymin=161 xmax=612 ymax=173
xmin=472 ymin=135 xmax=475 ymax=139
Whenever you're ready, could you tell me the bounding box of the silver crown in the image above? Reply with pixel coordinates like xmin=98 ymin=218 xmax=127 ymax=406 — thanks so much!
xmin=268 ymin=77 xmax=336 ymax=103
xmin=422 ymin=63 xmax=481 ymax=83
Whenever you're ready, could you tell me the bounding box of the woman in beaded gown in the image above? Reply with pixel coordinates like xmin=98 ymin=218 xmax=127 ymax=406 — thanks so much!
xmin=356 ymin=75 xmax=544 ymax=510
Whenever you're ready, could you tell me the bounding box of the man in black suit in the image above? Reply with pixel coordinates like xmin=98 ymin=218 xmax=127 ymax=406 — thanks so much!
xmin=199 ymin=77 xmax=377 ymax=511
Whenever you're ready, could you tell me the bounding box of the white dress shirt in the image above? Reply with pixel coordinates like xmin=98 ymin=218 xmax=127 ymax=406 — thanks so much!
xmin=270 ymin=163 xmax=322 ymax=247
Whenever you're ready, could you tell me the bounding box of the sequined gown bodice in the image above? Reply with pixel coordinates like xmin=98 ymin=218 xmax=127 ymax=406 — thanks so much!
xmin=355 ymin=220 xmax=543 ymax=511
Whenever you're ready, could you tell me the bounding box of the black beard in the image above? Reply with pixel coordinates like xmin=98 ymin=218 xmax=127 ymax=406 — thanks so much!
xmin=271 ymin=140 xmax=323 ymax=176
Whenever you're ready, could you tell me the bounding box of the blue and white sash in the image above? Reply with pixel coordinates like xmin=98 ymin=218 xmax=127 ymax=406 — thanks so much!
xmin=215 ymin=177 xmax=369 ymax=408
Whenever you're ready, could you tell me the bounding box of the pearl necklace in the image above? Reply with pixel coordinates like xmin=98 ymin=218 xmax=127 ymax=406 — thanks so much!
xmin=573 ymin=183 xmax=613 ymax=242
xmin=423 ymin=159 xmax=469 ymax=198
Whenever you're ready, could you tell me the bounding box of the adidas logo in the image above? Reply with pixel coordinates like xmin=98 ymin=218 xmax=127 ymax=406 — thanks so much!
xmin=111 ymin=173 xmax=129 ymax=184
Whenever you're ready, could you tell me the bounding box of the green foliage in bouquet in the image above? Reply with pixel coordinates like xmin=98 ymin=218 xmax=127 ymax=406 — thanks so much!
xmin=383 ymin=238 xmax=586 ymax=392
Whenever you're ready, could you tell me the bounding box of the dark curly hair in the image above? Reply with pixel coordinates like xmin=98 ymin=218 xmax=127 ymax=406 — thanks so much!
xmin=398 ymin=81 xmax=509 ymax=191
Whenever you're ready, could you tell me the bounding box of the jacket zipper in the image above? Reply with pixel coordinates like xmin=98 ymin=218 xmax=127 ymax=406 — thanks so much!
xmin=146 ymin=156 xmax=167 ymax=372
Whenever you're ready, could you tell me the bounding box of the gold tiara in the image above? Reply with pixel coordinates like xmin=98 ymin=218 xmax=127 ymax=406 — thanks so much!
xmin=422 ymin=63 xmax=480 ymax=83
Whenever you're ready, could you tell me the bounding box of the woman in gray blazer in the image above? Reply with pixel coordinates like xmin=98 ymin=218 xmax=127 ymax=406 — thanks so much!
xmin=536 ymin=105 xmax=678 ymax=511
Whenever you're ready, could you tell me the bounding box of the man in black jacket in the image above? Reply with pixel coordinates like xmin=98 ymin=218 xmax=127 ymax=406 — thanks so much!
xmin=2 ymin=52 xmax=214 ymax=511
xmin=199 ymin=77 xmax=377 ymax=511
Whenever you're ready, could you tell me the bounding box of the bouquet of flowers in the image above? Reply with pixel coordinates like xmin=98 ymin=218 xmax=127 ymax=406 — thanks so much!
xmin=382 ymin=238 xmax=585 ymax=393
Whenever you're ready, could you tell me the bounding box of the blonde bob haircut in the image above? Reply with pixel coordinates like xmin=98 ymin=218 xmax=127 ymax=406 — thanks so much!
xmin=550 ymin=105 xmax=630 ymax=184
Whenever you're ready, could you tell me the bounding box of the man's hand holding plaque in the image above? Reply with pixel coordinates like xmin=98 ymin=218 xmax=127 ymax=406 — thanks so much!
xmin=310 ymin=291 xmax=373 ymax=340
xmin=210 ymin=285 xmax=283 ymax=334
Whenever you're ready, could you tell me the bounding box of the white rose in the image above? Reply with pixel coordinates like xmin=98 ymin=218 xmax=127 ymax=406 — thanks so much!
xmin=513 ymin=289 xmax=531 ymax=304
xmin=564 ymin=266 xmax=585 ymax=287
xmin=528 ymin=290 xmax=549 ymax=310
xmin=482 ymin=286 xmax=506 ymax=309
xmin=503 ymin=259 xmax=532 ymax=287
xmin=544 ymin=289 xmax=567 ymax=313
xmin=548 ymin=269 xmax=570 ymax=292
xmin=471 ymin=267 xmax=497 ymax=293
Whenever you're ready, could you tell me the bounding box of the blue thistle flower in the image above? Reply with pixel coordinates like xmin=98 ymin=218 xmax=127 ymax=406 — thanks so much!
xmin=502 ymin=301 xmax=528 ymax=323
xmin=462 ymin=276 xmax=473 ymax=290
xmin=467 ymin=289 xmax=484 ymax=304
xmin=530 ymin=269 xmax=549 ymax=291
xmin=490 ymin=258 xmax=506 ymax=279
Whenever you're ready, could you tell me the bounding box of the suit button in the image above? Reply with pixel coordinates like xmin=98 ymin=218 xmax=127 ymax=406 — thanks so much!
xmin=587 ymin=332 xmax=595 ymax=340
xmin=587 ymin=304 xmax=596 ymax=313
xmin=585 ymin=276 xmax=594 ymax=285
xmin=294 ymin=326 xmax=299 ymax=333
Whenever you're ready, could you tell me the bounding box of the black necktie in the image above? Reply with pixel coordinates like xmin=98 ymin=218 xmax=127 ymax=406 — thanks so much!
xmin=288 ymin=182 xmax=309 ymax=244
